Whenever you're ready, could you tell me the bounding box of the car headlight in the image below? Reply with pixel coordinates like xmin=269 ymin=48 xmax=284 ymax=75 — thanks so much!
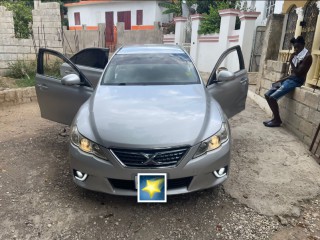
xmin=70 ymin=125 xmax=108 ymax=160
xmin=193 ymin=123 xmax=229 ymax=158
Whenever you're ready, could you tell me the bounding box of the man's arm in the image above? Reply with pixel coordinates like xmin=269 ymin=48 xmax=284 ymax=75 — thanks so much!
xmin=290 ymin=55 xmax=313 ymax=78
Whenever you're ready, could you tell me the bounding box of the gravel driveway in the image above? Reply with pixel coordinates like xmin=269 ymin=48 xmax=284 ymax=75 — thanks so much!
xmin=0 ymin=99 xmax=319 ymax=240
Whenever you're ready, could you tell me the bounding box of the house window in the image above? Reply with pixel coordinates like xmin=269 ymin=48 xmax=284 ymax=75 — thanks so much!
xmin=74 ymin=12 xmax=81 ymax=25
xmin=265 ymin=0 xmax=275 ymax=18
xmin=137 ymin=10 xmax=143 ymax=25
xmin=117 ymin=11 xmax=131 ymax=30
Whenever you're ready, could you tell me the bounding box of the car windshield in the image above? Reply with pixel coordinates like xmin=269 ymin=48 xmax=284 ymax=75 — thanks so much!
xmin=101 ymin=53 xmax=200 ymax=85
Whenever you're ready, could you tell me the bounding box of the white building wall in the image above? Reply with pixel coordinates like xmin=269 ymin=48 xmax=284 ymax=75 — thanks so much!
xmin=175 ymin=10 xmax=260 ymax=73
xmin=196 ymin=36 xmax=221 ymax=72
xmin=245 ymin=0 xmax=284 ymax=27
xmin=67 ymin=1 xmax=169 ymax=28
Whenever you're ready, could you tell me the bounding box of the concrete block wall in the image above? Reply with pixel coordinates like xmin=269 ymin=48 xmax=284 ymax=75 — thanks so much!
xmin=255 ymin=14 xmax=320 ymax=148
xmin=0 ymin=87 xmax=37 ymax=109
xmin=116 ymin=22 xmax=163 ymax=49
xmin=257 ymin=60 xmax=320 ymax=147
xmin=0 ymin=1 xmax=63 ymax=76
xmin=32 ymin=1 xmax=62 ymax=51
xmin=62 ymin=24 xmax=106 ymax=56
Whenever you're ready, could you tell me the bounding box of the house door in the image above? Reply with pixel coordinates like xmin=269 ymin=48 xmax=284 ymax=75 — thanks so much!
xmin=117 ymin=11 xmax=131 ymax=30
xmin=105 ymin=12 xmax=114 ymax=48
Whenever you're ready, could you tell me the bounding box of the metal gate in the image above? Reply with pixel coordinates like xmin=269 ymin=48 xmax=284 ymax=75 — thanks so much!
xmin=282 ymin=6 xmax=298 ymax=50
xmin=301 ymin=1 xmax=319 ymax=51
xmin=310 ymin=123 xmax=320 ymax=164
xmin=249 ymin=26 xmax=266 ymax=72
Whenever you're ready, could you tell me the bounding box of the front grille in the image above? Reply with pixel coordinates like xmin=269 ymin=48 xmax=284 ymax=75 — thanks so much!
xmin=111 ymin=147 xmax=189 ymax=167
xmin=108 ymin=177 xmax=193 ymax=191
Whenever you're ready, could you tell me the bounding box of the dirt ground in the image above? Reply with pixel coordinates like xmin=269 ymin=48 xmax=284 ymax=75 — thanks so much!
xmin=0 ymin=76 xmax=17 ymax=89
xmin=0 ymin=99 xmax=320 ymax=240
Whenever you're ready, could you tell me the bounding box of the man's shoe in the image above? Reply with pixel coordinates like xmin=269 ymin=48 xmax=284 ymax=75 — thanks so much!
xmin=264 ymin=120 xmax=282 ymax=127
xmin=263 ymin=119 xmax=273 ymax=126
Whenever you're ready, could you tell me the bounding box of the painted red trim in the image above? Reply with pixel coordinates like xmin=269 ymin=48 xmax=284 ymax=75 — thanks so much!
xmin=69 ymin=26 xmax=98 ymax=30
xmin=65 ymin=1 xmax=110 ymax=7
xmin=69 ymin=26 xmax=83 ymax=30
xmin=239 ymin=16 xmax=260 ymax=20
xmin=218 ymin=9 xmax=240 ymax=16
xmin=174 ymin=17 xmax=188 ymax=22
xmin=228 ymin=35 xmax=239 ymax=42
xmin=86 ymin=26 xmax=98 ymax=30
xmin=198 ymin=36 xmax=219 ymax=42
xmin=238 ymin=11 xmax=260 ymax=20
xmin=199 ymin=39 xmax=219 ymax=42
xmin=191 ymin=14 xmax=204 ymax=20
xmin=131 ymin=25 xmax=154 ymax=30
xmin=198 ymin=36 xmax=219 ymax=39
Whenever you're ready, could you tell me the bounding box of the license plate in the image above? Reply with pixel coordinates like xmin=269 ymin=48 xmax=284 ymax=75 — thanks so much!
xmin=136 ymin=173 xmax=167 ymax=203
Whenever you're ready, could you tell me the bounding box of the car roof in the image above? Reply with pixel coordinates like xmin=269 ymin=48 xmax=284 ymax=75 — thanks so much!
xmin=117 ymin=45 xmax=186 ymax=55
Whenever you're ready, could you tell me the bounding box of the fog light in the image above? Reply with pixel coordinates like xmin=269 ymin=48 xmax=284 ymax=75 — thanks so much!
xmin=213 ymin=167 xmax=227 ymax=178
xmin=74 ymin=170 xmax=88 ymax=181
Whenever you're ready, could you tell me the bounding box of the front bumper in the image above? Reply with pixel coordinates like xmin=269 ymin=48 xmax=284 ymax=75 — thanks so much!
xmin=69 ymin=141 xmax=231 ymax=196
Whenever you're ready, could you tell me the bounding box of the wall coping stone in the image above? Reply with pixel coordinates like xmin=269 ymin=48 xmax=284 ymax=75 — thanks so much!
xmin=0 ymin=87 xmax=37 ymax=109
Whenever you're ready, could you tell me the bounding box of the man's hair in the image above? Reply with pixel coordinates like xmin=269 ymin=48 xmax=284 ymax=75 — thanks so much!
xmin=290 ymin=36 xmax=305 ymax=45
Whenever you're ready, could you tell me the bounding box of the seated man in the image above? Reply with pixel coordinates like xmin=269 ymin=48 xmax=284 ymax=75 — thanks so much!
xmin=263 ymin=36 xmax=313 ymax=127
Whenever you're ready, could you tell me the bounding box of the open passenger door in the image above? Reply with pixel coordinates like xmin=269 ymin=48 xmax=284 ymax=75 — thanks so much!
xmin=206 ymin=45 xmax=249 ymax=118
xmin=35 ymin=48 xmax=93 ymax=125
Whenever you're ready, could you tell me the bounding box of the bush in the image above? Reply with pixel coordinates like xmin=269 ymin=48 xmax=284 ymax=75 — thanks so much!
xmin=198 ymin=1 xmax=231 ymax=34
xmin=162 ymin=21 xmax=176 ymax=34
xmin=6 ymin=60 xmax=37 ymax=87
xmin=6 ymin=60 xmax=37 ymax=80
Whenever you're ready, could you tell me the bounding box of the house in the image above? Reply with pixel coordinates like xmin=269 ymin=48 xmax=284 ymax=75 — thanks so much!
xmin=254 ymin=0 xmax=320 ymax=151
xmin=244 ymin=0 xmax=284 ymax=27
xmin=64 ymin=0 xmax=172 ymax=31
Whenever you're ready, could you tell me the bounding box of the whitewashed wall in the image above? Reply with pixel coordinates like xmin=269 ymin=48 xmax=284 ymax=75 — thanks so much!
xmin=67 ymin=1 xmax=170 ymax=28
xmin=245 ymin=0 xmax=284 ymax=27
xmin=168 ymin=10 xmax=260 ymax=73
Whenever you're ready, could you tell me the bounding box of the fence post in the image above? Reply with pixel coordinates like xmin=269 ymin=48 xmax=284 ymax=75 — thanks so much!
xmin=238 ymin=11 xmax=260 ymax=70
xmin=218 ymin=9 xmax=240 ymax=51
xmin=190 ymin=14 xmax=203 ymax=64
xmin=34 ymin=0 xmax=40 ymax=9
xmin=174 ymin=17 xmax=187 ymax=45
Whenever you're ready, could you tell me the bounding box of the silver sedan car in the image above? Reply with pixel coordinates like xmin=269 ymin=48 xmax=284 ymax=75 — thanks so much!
xmin=35 ymin=45 xmax=248 ymax=196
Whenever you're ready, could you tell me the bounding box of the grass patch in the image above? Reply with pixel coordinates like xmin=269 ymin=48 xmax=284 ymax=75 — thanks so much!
xmin=5 ymin=60 xmax=36 ymax=88
xmin=15 ymin=76 xmax=35 ymax=88
xmin=5 ymin=59 xmax=67 ymax=88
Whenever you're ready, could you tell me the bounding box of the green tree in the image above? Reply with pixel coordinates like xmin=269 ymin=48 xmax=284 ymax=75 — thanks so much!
xmin=1 ymin=1 xmax=33 ymax=38
xmin=159 ymin=0 xmax=196 ymax=17
xmin=198 ymin=0 xmax=240 ymax=34
xmin=195 ymin=0 xmax=215 ymax=14
xmin=0 ymin=0 xmax=79 ymax=38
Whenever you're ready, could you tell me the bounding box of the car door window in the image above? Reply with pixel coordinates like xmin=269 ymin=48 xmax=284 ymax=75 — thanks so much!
xmin=207 ymin=48 xmax=243 ymax=86
xmin=70 ymin=49 xmax=108 ymax=69
xmin=43 ymin=52 xmax=79 ymax=80
xmin=36 ymin=48 xmax=93 ymax=125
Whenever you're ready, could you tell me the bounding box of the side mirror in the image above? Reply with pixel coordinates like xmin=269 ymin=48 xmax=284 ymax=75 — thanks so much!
xmin=61 ymin=74 xmax=81 ymax=85
xmin=217 ymin=70 xmax=235 ymax=82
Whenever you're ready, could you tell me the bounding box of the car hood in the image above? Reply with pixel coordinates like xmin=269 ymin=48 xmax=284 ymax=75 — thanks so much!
xmin=87 ymin=85 xmax=222 ymax=148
